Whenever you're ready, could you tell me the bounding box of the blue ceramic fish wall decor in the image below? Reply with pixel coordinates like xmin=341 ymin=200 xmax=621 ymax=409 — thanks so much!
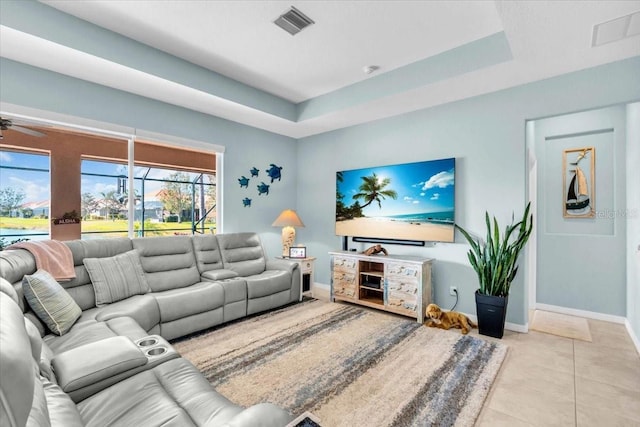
xmin=265 ymin=164 xmax=282 ymax=183
xmin=257 ymin=182 xmax=270 ymax=195
xmin=238 ymin=176 xmax=249 ymax=188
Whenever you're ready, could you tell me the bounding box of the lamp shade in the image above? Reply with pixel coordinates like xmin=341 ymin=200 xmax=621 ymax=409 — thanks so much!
xmin=272 ymin=209 xmax=305 ymax=228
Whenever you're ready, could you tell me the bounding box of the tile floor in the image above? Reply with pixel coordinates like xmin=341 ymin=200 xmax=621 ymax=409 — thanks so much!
xmin=476 ymin=318 xmax=640 ymax=426
xmin=312 ymin=287 xmax=640 ymax=426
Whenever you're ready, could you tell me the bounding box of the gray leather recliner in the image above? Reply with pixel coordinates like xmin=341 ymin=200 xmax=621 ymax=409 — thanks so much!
xmin=0 ymin=290 xmax=293 ymax=427
xmin=0 ymin=232 xmax=299 ymax=427
xmin=0 ymin=232 xmax=300 ymax=350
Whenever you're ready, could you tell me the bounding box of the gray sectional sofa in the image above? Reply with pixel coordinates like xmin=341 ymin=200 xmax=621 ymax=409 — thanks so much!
xmin=0 ymin=232 xmax=300 ymax=427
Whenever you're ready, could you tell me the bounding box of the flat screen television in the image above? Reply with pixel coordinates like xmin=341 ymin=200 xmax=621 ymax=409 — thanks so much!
xmin=336 ymin=157 xmax=455 ymax=243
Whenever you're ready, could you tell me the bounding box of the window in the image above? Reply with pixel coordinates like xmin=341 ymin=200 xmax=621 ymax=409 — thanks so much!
xmin=0 ymin=150 xmax=50 ymax=245
xmin=0 ymin=119 xmax=219 ymax=242
xmin=81 ymin=159 xmax=216 ymax=239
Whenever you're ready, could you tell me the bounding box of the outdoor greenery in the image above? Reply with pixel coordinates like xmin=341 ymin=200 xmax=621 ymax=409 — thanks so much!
xmin=81 ymin=192 xmax=100 ymax=220
xmin=0 ymin=236 xmax=29 ymax=251
xmin=159 ymin=172 xmax=193 ymax=220
xmin=100 ymin=190 xmax=126 ymax=220
xmin=1 ymin=161 xmax=217 ymax=240
xmin=158 ymin=172 xmax=216 ymax=222
xmin=0 ymin=187 xmax=26 ymax=217
xmin=455 ymin=203 xmax=533 ymax=297
xmin=1 ymin=217 xmax=194 ymax=234
xmin=336 ymin=172 xmax=397 ymax=220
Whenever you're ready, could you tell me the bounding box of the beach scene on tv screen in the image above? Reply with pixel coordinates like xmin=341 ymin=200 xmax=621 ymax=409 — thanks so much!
xmin=336 ymin=158 xmax=455 ymax=242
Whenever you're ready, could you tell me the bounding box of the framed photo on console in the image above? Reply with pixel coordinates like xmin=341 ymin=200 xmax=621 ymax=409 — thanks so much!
xmin=289 ymin=246 xmax=307 ymax=259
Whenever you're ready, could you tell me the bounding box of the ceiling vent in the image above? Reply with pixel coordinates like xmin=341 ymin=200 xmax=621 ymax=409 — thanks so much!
xmin=274 ymin=6 xmax=315 ymax=36
xmin=592 ymin=10 xmax=640 ymax=46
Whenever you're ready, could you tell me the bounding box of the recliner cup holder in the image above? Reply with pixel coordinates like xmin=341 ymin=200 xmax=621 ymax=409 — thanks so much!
xmin=137 ymin=338 xmax=158 ymax=347
xmin=146 ymin=347 xmax=167 ymax=357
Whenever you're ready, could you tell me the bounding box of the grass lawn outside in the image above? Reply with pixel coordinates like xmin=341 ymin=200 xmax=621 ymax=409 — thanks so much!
xmin=1 ymin=217 xmax=50 ymax=230
xmin=0 ymin=217 xmax=214 ymax=236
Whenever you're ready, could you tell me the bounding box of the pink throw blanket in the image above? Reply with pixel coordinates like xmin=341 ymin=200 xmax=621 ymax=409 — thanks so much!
xmin=8 ymin=240 xmax=76 ymax=281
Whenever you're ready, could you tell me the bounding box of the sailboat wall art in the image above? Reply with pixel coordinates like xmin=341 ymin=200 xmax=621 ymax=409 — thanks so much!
xmin=562 ymin=147 xmax=595 ymax=218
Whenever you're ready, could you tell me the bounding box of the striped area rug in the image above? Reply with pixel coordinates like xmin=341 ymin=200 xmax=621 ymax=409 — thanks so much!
xmin=173 ymin=299 xmax=507 ymax=427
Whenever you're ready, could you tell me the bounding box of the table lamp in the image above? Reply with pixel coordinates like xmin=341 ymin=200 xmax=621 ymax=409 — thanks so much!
xmin=272 ymin=209 xmax=305 ymax=257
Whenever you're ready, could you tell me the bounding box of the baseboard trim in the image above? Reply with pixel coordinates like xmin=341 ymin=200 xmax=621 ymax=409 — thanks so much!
xmin=314 ymin=282 xmax=330 ymax=292
xmin=505 ymin=322 xmax=529 ymax=333
xmin=463 ymin=312 xmax=528 ymax=333
xmin=316 ymin=282 xmax=529 ymax=333
xmin=535 ymin=303 xmax=626 ymax=324
xmin=625 ymin=319 xmax=640 ymax=356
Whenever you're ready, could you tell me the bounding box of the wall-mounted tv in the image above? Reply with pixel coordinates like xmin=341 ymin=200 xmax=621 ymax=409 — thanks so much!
xmin=336 ymin=158 xmax=455 ymax=243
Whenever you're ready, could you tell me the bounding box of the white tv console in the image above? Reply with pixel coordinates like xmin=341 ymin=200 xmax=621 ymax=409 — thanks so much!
xmin=329 ymin=251 xmax=433 ymax=323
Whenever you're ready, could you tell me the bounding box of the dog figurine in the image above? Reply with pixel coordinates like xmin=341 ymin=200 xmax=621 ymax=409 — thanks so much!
xmin=425 ymin=303 xmax=477 ymax=335
xmin=362 ymin=245 xmax=388 ymax=256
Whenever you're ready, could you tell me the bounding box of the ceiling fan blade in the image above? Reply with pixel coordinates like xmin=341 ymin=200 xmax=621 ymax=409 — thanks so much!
xmin=11 ymin=125 xmax=46 ymax=138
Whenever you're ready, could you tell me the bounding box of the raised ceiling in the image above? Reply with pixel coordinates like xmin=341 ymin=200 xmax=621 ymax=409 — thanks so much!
xmin=42 ymin=0 xmax=504 ymax=103
xmin=1 ymin=1 xmax=640 ymax=138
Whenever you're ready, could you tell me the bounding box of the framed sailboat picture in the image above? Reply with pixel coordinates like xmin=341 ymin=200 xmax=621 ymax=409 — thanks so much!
xmin=562 ymin=147 xmax=595 ymax=218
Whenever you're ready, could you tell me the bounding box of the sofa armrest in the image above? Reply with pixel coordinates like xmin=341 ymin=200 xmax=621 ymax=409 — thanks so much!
xmin=266 ymin=259 xmax=298 ymax=274
xmin=220 ymin=403 xmax=292 ymax=427
xmin=201 ymin=269 xmax=239 ymax=281
xmin=52 ymin=336 xmax=147 ymax=394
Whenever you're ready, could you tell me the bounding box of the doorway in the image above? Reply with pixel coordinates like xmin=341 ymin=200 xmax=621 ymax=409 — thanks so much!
xmin=526 ymin=105 xmax=627 ymax=318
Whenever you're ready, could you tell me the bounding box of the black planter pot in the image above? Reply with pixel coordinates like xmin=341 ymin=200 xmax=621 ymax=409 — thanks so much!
xmin=475 ymin=291 xmax=508 ymax=339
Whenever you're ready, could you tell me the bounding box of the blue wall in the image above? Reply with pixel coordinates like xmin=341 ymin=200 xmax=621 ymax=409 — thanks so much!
xmin=297 ymin=57 xmax=640 ymax=327
xmin=0 ymin=0 xmax=295 ymax=121
xmin=533 ymin=106 xmax=627 ymax=316
xmin=0 ymin=58 xmax=298 ymax=258
xmin=3 ymin=56 xmax=639 ymax=328
xmin=626 ymin=102 xmax=640 ymax=347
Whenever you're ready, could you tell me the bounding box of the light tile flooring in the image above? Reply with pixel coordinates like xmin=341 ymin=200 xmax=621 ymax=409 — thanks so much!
xmin=311 ymin=287 xmax=640 ymax=426
xmin=476 ymin=318 xmax=640 ymax=426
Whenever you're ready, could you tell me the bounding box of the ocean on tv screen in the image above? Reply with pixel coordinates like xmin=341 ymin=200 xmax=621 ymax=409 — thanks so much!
xmin=335 ymin=157 xmax=455 ymax=242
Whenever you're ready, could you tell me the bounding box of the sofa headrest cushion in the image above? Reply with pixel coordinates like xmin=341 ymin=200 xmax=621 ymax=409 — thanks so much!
xmin=65 ymin=238 xmax=133 ymax=266
xmin=0 ymin=277 xmax=19 ymax=305
xmin=132 ymin=236 xmax=200 ymax=292
xmin=0 ymin=248 xmax=37 ymax=288
xmin=216 ymin=233 xmax=267 ymax=277
xmin=192 ymin=234 xmax=224 ymax=273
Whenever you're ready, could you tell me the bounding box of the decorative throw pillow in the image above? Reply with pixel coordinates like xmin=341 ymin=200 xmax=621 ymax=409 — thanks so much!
xmin=22 ymin=270 xmax=82 ymax=336
xmin=83 ymin=250 xmax=150 ymax=307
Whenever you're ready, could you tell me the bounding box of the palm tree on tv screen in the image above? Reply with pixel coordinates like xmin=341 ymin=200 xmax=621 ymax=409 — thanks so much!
xmin=352 ymin=173 xmax=397 ymax=211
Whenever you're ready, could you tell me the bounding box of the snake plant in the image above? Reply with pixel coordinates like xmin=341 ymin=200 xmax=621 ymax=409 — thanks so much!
xmin=455 ymin=203 xmax=533 ymax=297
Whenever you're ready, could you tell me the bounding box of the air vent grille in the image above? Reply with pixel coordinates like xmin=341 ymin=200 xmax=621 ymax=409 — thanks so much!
xmin=592 ymin=10 xmax=640 ymax=46
xmin=274 ymin=6 xmax=315 ymax=36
